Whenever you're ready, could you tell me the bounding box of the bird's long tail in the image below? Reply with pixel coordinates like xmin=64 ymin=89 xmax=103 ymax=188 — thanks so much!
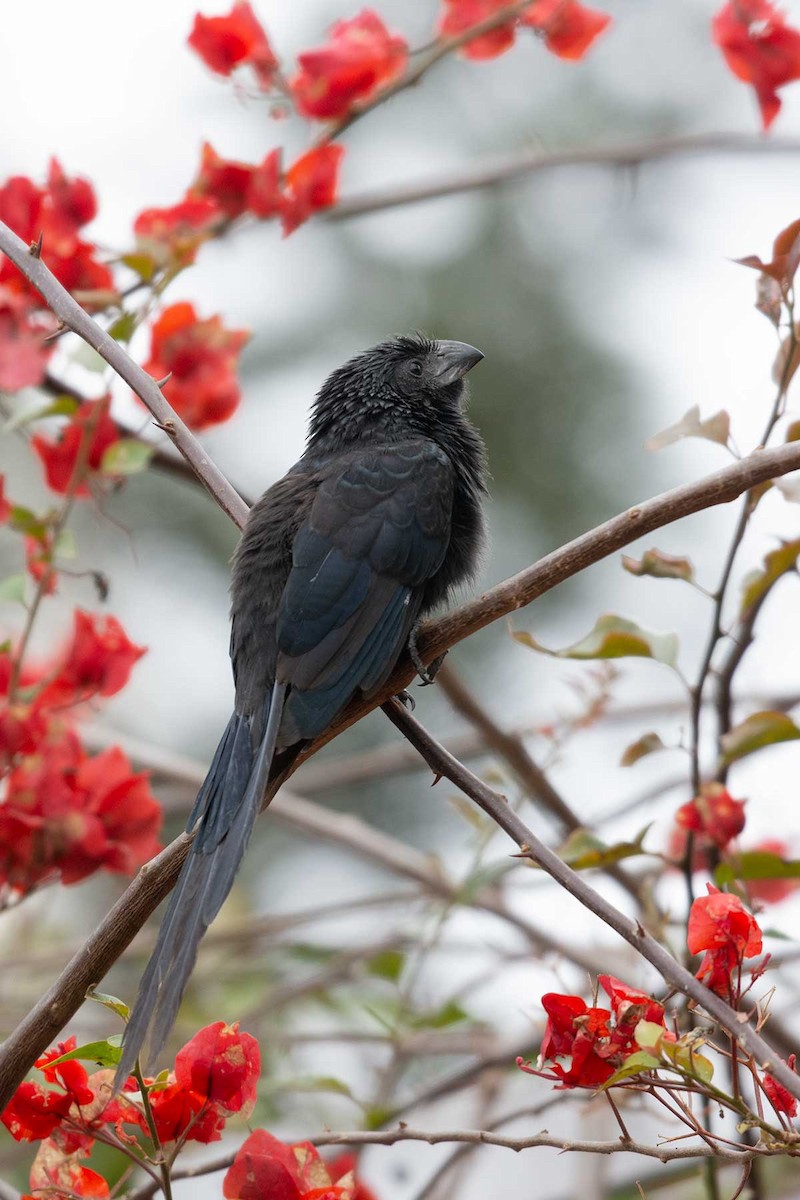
xmin=115 ymin=682 xmax=287 ymax=1085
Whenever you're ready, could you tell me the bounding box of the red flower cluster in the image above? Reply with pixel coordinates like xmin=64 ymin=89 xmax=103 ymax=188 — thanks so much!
xmin=224 ymin=1129 xmax=355 ymax=1200
xmin=763 ymin=1054 xmax=799 ymax=1118
xmin=188 ymin=1 xmax=278 ymax=89
xmin=672 ymin=785 xmax=747 ymax=863
xmin=0 ymin=611 xmax=156 ymax=897
xmin=290 ymin=9 xmax=408 ymax=120
xmin=528 ymin=974 xmax=665 ymax=1089
xmin=688 ymin=885 xmax=764 ymax=1000
xmin=3 ymin=1023 xmax=261 ymax=1197
xmin=0 ymin=161 xmax=112 ymax=392
xmin=438 ymin=0 xmax=611 ymax=62
xmin=713 ymin=0 xmax=800 ymax=129
xmin=31 ymin=397 xmax=122 ymax=498
xmin=133 ymin=197 xmax=223 ymax=268
xmin=140 ymin=302 xmax=249 ymax=430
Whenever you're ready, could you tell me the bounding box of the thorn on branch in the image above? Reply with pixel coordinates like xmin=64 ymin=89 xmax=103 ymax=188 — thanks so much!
xmin=155 ymin=372 xmax=172 ymax=389
xmin=152 ymin=418 xmax=176 ymax=436
xmin=29 ymin=231 xmax=43 ymax=259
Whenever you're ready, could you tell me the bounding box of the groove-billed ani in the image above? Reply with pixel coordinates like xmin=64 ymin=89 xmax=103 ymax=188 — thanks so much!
xmin=117 ymin=334 xmax=487 ymax=1079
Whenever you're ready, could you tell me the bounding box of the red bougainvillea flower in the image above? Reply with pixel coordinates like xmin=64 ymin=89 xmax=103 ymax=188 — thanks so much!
xmin=0 ymin=286 xmax=54 ymax=392
xmin=291 ymin=9 xmax=408 ymax=120
xmin=145 ymin=1079 xmax=226 ymax=1144
xmin=438 ymin=0 xmax=518 ymax=60
xmin=675 ymin=785 xmax=747 ymax=850
xmin=133 ymin=197 xmax=222 ymax=267
xmin=329 ymin=1155 xmax=379 ymax=1200
xmin=141 ymin=302 xmax=249 ymax=429
xmin=0 ymin=475 xmax=10 ymax=524
xmin=0 ymin=701 xmax=48 ymax=772
xmin=0 ymin=734 xmax=161 ymax=891
xmin=36 ymin=1038 xmax=95 ymax=1108
xmin=763 ymin=1054 xmax=798 ymax=1116
xmin=188 ymin=143 xmax=256 ymax=219
xmin=189 ymin=1 xmax=278 ymax=88
xmin=281 ymin=145 xmax=345 ymax=235
xmin=28 ymin=1129 xmax=110 ymax=1199
xmin=747 ymin=839 xmax=800 ymax=905
xmin=438 ymin=0 xmax=610 ymax=61
xmin=713 ymin=0 xmax=800 ymax=129
xmin=0 ymin=161 xmax=112 ymax=305
xmin=598 ymin=975 xmax=664 ymax=1031
xmin=174 ymin=1020 xmax=260 ymax=1115
xmin=224 ymin=1129 xmax=353 ymax=1200
xmin=524 ymin=979 xmax=667 ymax=1090
xmin=1 ymin=1082 xmax=72 ymax=1142
xmin=521 ymin=0 xmax=611 ymax=59
xmin=31 ymin=397 xmax=121 ymax=497
xmin=247 ymin=149 xmax=283 ymax=219
xmin=688 ymin=885 xmax=763 ymax=998
xmin=42 ymin=609 xmax=145 ymax=705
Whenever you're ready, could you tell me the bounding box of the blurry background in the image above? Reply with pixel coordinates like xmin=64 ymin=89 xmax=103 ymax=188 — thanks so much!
xmin=2 ymin=0 xmax=800 ymax=1196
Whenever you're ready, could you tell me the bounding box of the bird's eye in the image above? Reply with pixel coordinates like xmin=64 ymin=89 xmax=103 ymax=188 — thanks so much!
xmin=408 ymin=360 xmax=423 ymax=377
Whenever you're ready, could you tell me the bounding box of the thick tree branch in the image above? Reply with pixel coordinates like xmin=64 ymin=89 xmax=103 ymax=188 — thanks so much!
xmin=382 ymin=700 xmax=800 ymax=1105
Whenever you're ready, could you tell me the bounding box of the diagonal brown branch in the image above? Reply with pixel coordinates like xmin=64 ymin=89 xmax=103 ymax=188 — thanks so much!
xmin=381 ymin=699 xmax=800 ymax=1105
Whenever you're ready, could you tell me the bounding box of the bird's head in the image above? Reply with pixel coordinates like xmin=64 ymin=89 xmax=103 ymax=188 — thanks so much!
xmin=308 ymin=334 xmax=484 ymax=447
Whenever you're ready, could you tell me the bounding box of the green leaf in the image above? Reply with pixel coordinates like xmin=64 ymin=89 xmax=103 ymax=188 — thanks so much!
xmin=622 ymin=549 xmax=694 ymax=583
xmin=716 ymin=851 xmax=800 ymax=886
xmin=514 ymin=615 xmax=678 ymax=668
xmin=9 ymin=506 xmax=49 ymax=539
xmin=635 ymin=1020 xmax=666 ymax=1051
xmin=0 ymin=574 xmax=27 ymax=605
xmin=86 ymin=989 xmax=130 ymax=1022
xmin=71 ymin=341 xmax=107 ymax=374
xmin=412 ymin=1000 xmax=468 ymax=1030
xmin=121 ymin=252 xmax=156 ymax=281
xmin=720 ymin=710 xmax=800 ymax=764
xmin=100 ymin=439 xmax=154 ymax=477
xmin=1 ymin=395 xmax=79 ymax=433
xmin=599 ymin=1050 xmax=660 ymax=1089
xmin=367 ymin=949 xmax=405 ymax=983
xmin=557 ymin=825 xmax=651 ymax=871
xmin=620 ymin=732 xmax=666 ymax=767
xmin=646 ymin=405 xmax=730 ymax=452
xmin=45 ymin=1034 xmax=123 ymax=1069
xmin=108 ymin=312 xmax=137 ymax=343
xmin=740 ymin=539 xmax=800 ymax=613
xmin=363 ymin=1106 xmax=394 ymax=1130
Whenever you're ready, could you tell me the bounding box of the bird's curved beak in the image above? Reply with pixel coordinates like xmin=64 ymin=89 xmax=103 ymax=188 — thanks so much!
xmin=434 ymin=340 xmax=484 ymax=385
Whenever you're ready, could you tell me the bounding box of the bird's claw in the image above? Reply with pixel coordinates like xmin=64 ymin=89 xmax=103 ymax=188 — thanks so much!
xmin=408 ymin=626 xmax=447 ymax=687
xmin=395 ymin=689 xmax=416 ymax=711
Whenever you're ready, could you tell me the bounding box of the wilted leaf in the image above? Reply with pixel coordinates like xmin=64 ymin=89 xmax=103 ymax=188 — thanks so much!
xmin=720 ymin=710 xmax=800 ymax=765
xmin=100 ymin=439 xmax=153 ymax=477
xmin=662 ymin=1039 xmax=714 ymax=1084
xmin=599 ymin=1050 xmax=660 ymax=1089
xmin=646 ymin=406 xmax=730 ymax=453
xmin=514 ymin=615 xmax=678 ymax=668
xmin=0 ymin=574 xmax=27 ymax=605
xmin=622 ymin=548 xmax=694 ymax=583
xmin=620 ymin=732 xmax=666 ymax=767
xmin=557 ymin=825 xmax=651 ymax=871
xmin=736 ymin=218 xmax=800 ymax=289
xmin=9 ymin=506 xmax=49 ymax=539
xmin=46 ymin=1035 xmax=123 ymax=1069
xmin=716 ymin=851 xmax=800 ymax=887
xmin=740 ymin=539 xmax=800 ymax=614
xmin=755 ymin=272 xmax=783 ymax=326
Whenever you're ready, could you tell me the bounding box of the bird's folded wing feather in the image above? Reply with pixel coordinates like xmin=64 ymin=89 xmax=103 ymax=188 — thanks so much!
xmin=276 ymin=439 xmax=454 ymax=738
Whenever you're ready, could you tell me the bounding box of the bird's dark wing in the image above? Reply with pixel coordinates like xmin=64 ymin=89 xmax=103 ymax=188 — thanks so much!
xmin=276 ymin=440 xmax=454 ymax=742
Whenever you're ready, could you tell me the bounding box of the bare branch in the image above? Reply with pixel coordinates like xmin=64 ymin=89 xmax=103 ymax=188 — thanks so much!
xmin=332 ymin=134 xmax=800 ymax=221
xmin=381 ymin=699 xmax=800 ymax=1104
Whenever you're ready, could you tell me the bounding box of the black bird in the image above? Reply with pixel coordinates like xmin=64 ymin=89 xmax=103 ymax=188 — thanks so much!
xmin=117 ymin=334 xmax=488 ymax=1080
